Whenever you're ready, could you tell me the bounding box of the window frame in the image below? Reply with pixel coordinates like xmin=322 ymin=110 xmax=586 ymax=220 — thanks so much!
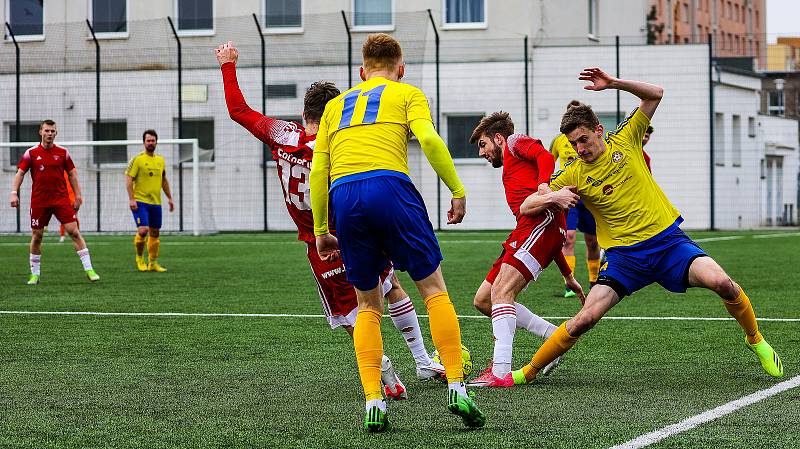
xmin=768 ymin=90 xmax=785 ymax=117
xmin=175 ymin=0 xmax=215 ymax=37
xmin=445 ymin=113 xmax=484 ymax=160
xmin=4 ymin=121 xmax=40 ymax=170
xmin=5 ymin=0 xmax=45 ymax=42
xmin=90 ymin=119 xmax=129 ymax=166
xmin=441 ymin=0 xmax=487 ymax=31
xmin=88 ymin=0 xmax=129 ymax=40
xmin=588 ymin=0 xmax=598 ymax=38
xmin=261 ymin=0 xmax=303 ymax=34
xmin=175 ymin=117 xmax=215 ymax=163
xmin=351 ymin=0 xmax=394 ymax=33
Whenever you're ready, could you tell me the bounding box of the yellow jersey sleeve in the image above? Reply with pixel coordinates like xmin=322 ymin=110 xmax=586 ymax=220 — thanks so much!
xmin=406 ymin=87 xmax=433 ymax=124
xmin=607 ymin=108 xmax=649 ymax=159
xmin=125 ymin=155 xmax=140 ymax=178
xmin=548 ymin=160 xmax=577 ymax=191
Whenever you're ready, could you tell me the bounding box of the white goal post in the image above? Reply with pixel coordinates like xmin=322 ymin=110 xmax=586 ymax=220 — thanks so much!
xmin=0 ymin=138 xmax=211 ymax=236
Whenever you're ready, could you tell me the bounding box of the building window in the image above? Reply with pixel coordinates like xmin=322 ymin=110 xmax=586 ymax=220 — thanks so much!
xmin=768 ymin=90 xmax=785 ymax=116
xmin=177 ymin=0 xmax=213 ymax=34
xmin=91 ymin=121 xmax=128 ymax=164
xmin=6 ymin=122 xmax=40 ymax=167
xmin=714 ymin=113 xmax=725 ymax=166
xmin=7 ymin=0 xmax=44 ymax=38
xmin=353 ymin=0 xmax=392 ymax=29
xmin=748 ymin=116 xmax=756 ymax=137
xmin=91 ymin=0 xmax=127 ymax=35
xmin=731 ymin=114 xmax=741 ymax=166
xmin=178 ymin=119 xmax=214 ymax=162
xmin=446 ymin=115 xmax=482 ymax=159
xmin=588 ymin=0 xmax=598 ymax=36
xmin=683 ymin=3 xmax=689 ymax=23
xmin=263 ymin=0 xmax=301 ymax=29
xmin=266 ymin=83 xmax=297 ymax=99
xmin=444 ymin=0 xmax=485 ymax=27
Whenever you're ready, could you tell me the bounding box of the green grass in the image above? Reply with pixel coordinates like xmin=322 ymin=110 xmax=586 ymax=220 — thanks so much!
xmin=1 ymin=230 xmax=799 ymax=448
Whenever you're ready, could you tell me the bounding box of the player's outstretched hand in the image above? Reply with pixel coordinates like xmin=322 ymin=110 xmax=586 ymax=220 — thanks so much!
xmin=551 ymin=186 xmax=579 ymax=210
xmin=215 ymin=41 xmax=239 ymax=66
xmin=579 ymin=67 xmax=615 ymax=91
xmin=9 ymin=191 xmax=19 ymax=208
xmin=316 ymin=233 xmax=341 ymax=262
xmin=448 ymin=196 xmax=466 ymax=224
xmin=564 ymin=275 xmax=586 ymax=305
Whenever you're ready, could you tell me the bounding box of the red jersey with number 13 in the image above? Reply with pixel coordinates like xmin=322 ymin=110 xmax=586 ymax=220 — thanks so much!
xmin=18 ymin=144 xmax=76 ymax=208
xmin=222 ymin=62 xmax=316 ymax=243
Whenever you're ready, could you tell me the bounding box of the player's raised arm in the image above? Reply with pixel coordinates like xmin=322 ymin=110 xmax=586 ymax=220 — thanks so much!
xmin=217 ymin=41 xmax=282 ymax=145
xmin=408 ymin=119 xmax=467 ymax=224
xmin=580 ymin=67 xmax=663 ymax=119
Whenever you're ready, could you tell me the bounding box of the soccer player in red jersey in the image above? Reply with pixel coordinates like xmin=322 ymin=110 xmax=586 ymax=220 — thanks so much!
xmin=216 ymin=41 xmax=444 ymax=396
xmin=467 ymin=112 xmax=584 ymax=387
xmin=9 ymin=120 xmax=99 ymax=284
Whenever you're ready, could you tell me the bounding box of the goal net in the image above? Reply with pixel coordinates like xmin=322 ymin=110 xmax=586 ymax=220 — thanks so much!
xmin=0 ymin=139 xmax=216 ymax=236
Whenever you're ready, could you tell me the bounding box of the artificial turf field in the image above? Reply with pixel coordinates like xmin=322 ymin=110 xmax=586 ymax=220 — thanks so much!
xmin=1 ymin=230 xmax=798 ymax=448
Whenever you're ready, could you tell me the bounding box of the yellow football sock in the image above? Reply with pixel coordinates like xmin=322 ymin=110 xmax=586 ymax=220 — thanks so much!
xmin=564 ymin=255 xmax=576 ymax=282
xmin=424 ymin=291 xmax=463 ymax=383
xmin=723 ymin=289 xmax=762 ymax=345
xmin=147 ymin=237 xmax=160 ymax=263
xmin=521 ymin=322 xmax=579 ymax=382
xmin=353 ymin=308 xmax=384 ymax=401
xmin=587 ymin=258 xmax=601 ymax=283
xmin=134 ymin=234 xmax=146 ymax=258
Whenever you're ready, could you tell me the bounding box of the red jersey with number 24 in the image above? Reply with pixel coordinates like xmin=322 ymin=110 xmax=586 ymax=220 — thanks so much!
xmin=18 ymin=144 xmax=76 ymax=208
xmin=222 ymin=62 xmax=316 ymax=243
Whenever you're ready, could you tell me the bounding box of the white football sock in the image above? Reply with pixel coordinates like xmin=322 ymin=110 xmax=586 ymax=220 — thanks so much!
xmin=365 ymin=398 xmax=386 ymax=412
xmin=77 ymin=248 xmax=93 ymax=271
xmin=448 ymin=381 xmax=467 ymax=397
xmin=515 ymin=302 xmax=557 ymax=339
xmin=30 ymin=253 xmax=41 ymax=276
xmin=491 ymin=304 xmax=517 ymax=377
xmin=388 ymin=297 xmax=433 ymax=366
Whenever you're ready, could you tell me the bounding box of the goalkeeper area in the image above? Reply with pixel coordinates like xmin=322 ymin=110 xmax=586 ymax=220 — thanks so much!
xmin=0 ymin=230 xmax=798 ymax=448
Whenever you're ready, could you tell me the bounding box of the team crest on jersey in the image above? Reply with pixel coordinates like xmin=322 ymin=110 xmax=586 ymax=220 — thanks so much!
xmin=611 ymin=151 xmax=624 ymax=163
xmin=53 ymin=156 xmax=60 ymax=161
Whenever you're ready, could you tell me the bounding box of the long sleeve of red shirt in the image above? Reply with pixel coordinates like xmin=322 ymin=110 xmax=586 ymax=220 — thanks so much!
xmin=221 ymin=62 xmax=280 ymax=147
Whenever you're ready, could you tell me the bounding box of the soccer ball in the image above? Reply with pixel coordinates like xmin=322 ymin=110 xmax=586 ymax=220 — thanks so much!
xmin=431 ymin=344 xmax=473 ymax=377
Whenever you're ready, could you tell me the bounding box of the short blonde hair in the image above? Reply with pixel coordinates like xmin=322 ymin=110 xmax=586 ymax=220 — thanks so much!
xmin=362 ymin=33 xmax=402 ymax=71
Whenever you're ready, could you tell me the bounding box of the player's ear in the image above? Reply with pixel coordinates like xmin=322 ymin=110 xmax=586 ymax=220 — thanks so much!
xmin=397 ymin=63 xmax=405 ymax=80
xmin=595 ymin=124 xmax=604 ymax=137
xmin=359 ymin=66 xmax=366 ymax=81
xmin=493 ymin=133 xmax=504 ymax=147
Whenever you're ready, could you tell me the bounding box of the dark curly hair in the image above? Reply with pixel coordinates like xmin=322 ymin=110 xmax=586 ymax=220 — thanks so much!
xmin=304 ymin=81 xmax=340 ymax=123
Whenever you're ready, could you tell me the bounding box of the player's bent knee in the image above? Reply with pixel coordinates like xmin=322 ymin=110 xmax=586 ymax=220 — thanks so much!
xmin=571 ymin=310 xmax=600 ymax=335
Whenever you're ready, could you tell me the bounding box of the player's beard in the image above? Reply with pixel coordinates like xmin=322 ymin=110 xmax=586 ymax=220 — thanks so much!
xmin=491 ymin=143 xmax=503 ymax=168
xmin=145 ymin=144 xmax=156 ymax=153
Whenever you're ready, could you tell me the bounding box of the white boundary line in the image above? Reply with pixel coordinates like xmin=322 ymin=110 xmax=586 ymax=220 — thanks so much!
xmin=0 ymin=311 xmax=798 ymax=321
xmin=609 ymin=375 xmax=800 ymax=449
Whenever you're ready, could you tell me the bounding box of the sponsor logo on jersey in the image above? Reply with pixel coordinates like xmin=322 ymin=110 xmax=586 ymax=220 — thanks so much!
xmin=586 ymin=176 xmax=595 ymax=184
xmin=277 ymin=149 xmax=311 ymax=168
xmin=321 ymin=266 xmax=346 ymax=279
xmin=603 ymin=184 xmax=614 ymax=196
xmin=53 ymin=156 xmax=60 ymax=161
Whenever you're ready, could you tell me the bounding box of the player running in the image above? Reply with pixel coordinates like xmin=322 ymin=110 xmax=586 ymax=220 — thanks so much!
xmin=310 ymin=33 xmax=485 ymax=431
xmin=550 ymin=101 xmax=601 ymax=298
xmin=468 ymin=112 xmax=584 ymax=388
xmin=9 ymin=119 xmax=99 ymax=284
xmin=513 ymin=67 xmax=784 ymax=385
xmin=125 ymin=129 xmax=175 ymax=272
xmin=215 ymin=41 xmax=444 ymax=401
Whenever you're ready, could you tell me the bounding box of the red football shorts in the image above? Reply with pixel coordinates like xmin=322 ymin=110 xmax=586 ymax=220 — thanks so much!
xmin=30 ymin=204 xmax=77 ymax=230
xmin=306 ymin=243 xmax=393 ymax=329
xmin=485 ymin=216 xmax=566 ymax=284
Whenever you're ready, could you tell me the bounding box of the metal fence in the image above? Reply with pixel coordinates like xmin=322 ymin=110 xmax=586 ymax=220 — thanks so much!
xmin=1 ymin=12 xmax=797 ymax=233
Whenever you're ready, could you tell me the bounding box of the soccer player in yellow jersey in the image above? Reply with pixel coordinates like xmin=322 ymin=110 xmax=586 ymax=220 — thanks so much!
xmin=550 ymin=100 xmax=601 ymax=298
xmin=512 ymin=67 xmax=783 ymax=385
xmin=310 ymin=34 xmax=485 ymax=431
xmin=125 ymin=129 xmax=174 ymax=272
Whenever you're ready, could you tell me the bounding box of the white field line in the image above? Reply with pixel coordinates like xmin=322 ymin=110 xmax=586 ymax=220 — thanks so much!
xmin=0 ymin=310 xmax=798 ymax=321
xmin=609 ymin=375 xmax=800 ymax=449
xmin=0 ymin=233 xmax=797 ymax=247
